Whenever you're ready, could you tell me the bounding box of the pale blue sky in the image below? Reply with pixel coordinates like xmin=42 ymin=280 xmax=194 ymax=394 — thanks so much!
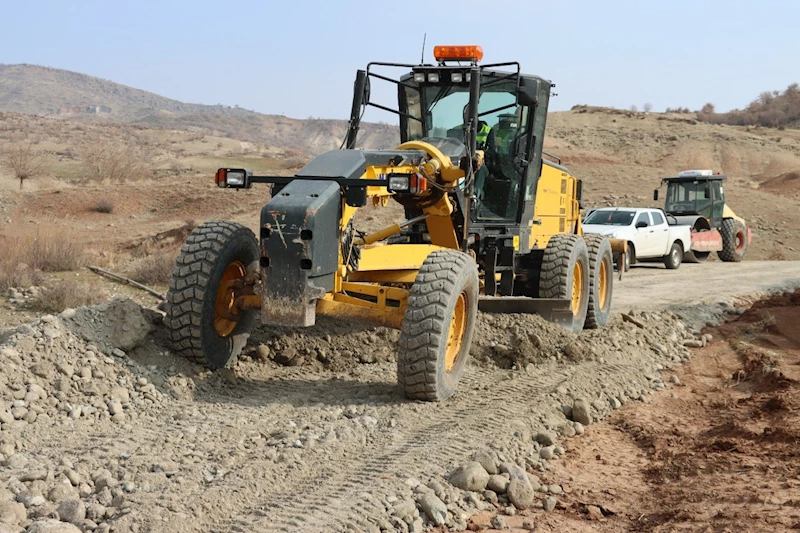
xmin=2 ymin=0 xmax=798 ymax=121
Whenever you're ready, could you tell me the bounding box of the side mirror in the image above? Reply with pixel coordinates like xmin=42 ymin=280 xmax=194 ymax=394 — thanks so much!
xmin=635 ymin=221 xmax=648 ymax=229
xmin=653 ymin=189 xmax=659 ymax=201
xmin=517 ymin=77 xmax=540 ymax=106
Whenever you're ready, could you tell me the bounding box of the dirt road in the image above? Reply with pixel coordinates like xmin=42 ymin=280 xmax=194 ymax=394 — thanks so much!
xmin=2 ymin=264 xmax=800 ymax=533
xmin=613 ymin=260 xmax=800 ymax=311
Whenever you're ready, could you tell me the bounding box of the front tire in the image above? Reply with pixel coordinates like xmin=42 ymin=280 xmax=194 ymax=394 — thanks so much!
xmin=397 ymin=250 xmax=479 ymax=402
xmin=625 ymin=242 xmax=636 ymax=271
xmin=664 ymin=242 xmax=683 ymax=270
xmin=718 ymin=219 xmax=748 ymax=262
xmin=584 ymin=234 xmax=613 ymax=329
xmin=165 ymin=221 xmax=260 ymax=369
xmin=539 ymin=235 xmax=590 ymax=334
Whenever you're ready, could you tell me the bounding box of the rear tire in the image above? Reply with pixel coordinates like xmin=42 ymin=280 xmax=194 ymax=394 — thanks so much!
xmin=165 ymin=221 xmax=260 ymax=369
xmin=664 ymin=242 xmax=683 ymax=270
xmin=584 ymin=234 xmax=613 ymax=329
xmin=397 ymin=250 xmax=479 ymax=402
xmin=539 ymin=234 xmax=590 ymax=334
xmin=718 ymin=219 xmax=747 ymax=262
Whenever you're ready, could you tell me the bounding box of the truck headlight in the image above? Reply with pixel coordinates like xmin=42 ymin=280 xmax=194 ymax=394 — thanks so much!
xmin=413 ymin=72 xmax=426 ymax=83
xmin=427 ymin=72 xmax=440 ymax=83
xmin=215 ymin=168 xmax=252 ymax=188
xmin=451 ymin=72 xmax=463 ymax=83
xmin=388 ymin=175 xmax=410 ymax=192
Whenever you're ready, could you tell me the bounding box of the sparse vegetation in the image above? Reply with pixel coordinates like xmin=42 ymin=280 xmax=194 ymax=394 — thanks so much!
xmin=94 ymin=198 xmax=114 ymax=213
xmin=127 ymin=250 xmax=178 ymax=285
xmin=30 ymin=279 xmax=100 ymax=312
xmin=1 ymin=142 xmax=43 ymax=189
xmin=643 ymin=103 xmax=653 ymax=112
xmin=80 ymin=137 xmax=153 ymax=182
xmin=697 ymin=84 xmax=800 ymax=128
xmin=0 ymin=222 xmax=87 ymax=274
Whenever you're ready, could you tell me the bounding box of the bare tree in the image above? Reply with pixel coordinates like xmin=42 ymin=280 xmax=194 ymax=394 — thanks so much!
xmin=2 ymin=143 xmax=44 ymax=190
xmin=629 ymin=105 xmax=638 ymax=112
xmin=643 ymin=102 xmax=653 ymax=113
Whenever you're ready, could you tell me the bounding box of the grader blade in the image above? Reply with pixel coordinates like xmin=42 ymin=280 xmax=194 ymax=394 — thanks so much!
xmin=478 ymin=297 xmax=574 ymax=331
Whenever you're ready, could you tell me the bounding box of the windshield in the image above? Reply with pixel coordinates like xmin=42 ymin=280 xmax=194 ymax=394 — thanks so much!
xmin=584 ymin=210 xmax=636 ymax=226
xmin=404 ymin=79 xmax=529 ymax=222
xmin=665 ymin=181 xmax=713 ymax=216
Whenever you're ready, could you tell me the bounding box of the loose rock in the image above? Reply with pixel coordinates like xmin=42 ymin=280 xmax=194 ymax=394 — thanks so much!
xmin=448 ymin=462 xmax=489 ymax=492
xmin=572 ymin=398 xmax=593 ymax=425
xmin=416 ymin=493 xmax=447 ymax=525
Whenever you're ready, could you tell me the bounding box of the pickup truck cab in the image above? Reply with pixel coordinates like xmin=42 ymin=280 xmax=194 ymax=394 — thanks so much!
xmin=582 ymin=208 xmax=691 ymax=270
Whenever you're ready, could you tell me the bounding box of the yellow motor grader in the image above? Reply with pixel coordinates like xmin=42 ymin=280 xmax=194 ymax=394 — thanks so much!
xmin=165 ymin=45 xmax=620 ymax=401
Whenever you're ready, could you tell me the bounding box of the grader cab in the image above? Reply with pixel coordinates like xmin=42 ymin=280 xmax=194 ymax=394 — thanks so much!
xmin=165 ymin=45 xmax=618 ymax=401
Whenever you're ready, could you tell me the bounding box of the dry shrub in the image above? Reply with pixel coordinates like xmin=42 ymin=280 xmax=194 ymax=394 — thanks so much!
xmin=127 ymin=249 xmax=178 ymax=285
xmin=94 ymin=198 xmax=114 ymax=213
xmin=79 ymin=137 xmax=153 ymax=182
xmin=0 ymin=263 xmax=45 ymax=292
xmin=0 ymin=222 xmax=86 ymax=278
xmin=30 ymin=280 xmax=100 ymax=312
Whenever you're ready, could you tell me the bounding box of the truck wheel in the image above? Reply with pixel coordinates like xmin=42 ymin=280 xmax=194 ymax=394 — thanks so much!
xmin=626 ymin=242 xmax=636 ymax=271
xmin=663 ymin=242 xmax=683 ymax=270
xmin=584 ymin=234 xmax=613 ymax=329
xmin=397 ymin=250 xmax=479 ymax=402
xmin=683 ymin=250 xmax=710 ymax=263
xmin=718 ymin=219 xmax=747 ymax=262
xmin=539 ymin=234 xmax=590 ymax=334
xmin=165 ymin=221 xmax=260 ymax=369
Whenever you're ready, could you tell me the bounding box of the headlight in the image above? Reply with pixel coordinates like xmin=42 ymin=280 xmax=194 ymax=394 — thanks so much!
xmin=413 ymin=72 xmax=425 ymax=83
xmin=215 ymin=168 xmax=252 ymax=189
xmin=451 ymin=72 xmax=463 ymax=83
xmin=388 ymin=175 xmax=410 ymax=192
xmin=427 ymin=72 xmax=440 ymax=83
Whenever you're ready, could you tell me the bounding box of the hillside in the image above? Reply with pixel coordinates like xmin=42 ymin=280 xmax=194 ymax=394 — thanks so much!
xmin=0 ymin=64 xmax=397 ymax=154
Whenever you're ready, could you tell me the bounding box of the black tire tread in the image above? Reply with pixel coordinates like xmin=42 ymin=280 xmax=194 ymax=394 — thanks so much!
xmin=718 ymin=218 xmax=747 ymax=262
xmin=539 ymin=234 xmax=581 ymax=299
xmin=397 ymin=250 xmax=478 ymax=402
xmin=165 ymin=221 xmax=257 ymax=366
xmin=583 ymin=234 xmax=613 ymax=329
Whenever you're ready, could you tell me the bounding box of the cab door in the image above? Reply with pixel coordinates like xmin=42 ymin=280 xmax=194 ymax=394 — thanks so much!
xmin=649 ymin=211 xmax=670 ymax=255
xmin=633 ymin=211 xmax=655 ymax=256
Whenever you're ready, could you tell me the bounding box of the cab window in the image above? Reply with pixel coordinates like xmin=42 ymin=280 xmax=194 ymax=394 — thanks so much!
xmin=651 ymin=212 xmax=665 ymax=225
xmin=635 ymin=212 xmax=651 ymax=227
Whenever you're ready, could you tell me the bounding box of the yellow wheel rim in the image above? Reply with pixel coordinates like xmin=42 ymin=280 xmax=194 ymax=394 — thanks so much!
xmin=571 ymin=261 xmax=583 ymax=316
xmin=598 ymin=257 xmax=608 ymax=309
xmin=445 ymin=293 xmax=467 ymax=372
xmin=214 ymin=261 xmax=246 ymax=337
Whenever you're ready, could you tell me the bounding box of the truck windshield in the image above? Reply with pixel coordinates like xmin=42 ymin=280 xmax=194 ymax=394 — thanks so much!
xmin=665 ymin=181 xmax=713 ymax=216
xmin=584 ymin=210 xmax=635 ymax=226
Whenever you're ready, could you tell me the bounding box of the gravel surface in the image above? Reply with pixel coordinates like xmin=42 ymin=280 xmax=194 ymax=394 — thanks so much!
xmin=0 ymin=271 xmax=798 ymax=532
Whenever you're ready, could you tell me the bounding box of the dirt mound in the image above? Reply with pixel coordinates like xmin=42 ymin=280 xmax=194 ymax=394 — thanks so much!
xmin=759 ymin=169 xmax=800 ymax=195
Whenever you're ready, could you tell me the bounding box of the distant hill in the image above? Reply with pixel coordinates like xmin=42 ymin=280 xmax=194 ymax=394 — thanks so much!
xmin=0 ymin=64 xmax=397 ymax=154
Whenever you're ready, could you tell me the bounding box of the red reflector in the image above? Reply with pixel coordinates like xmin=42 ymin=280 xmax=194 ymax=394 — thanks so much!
xmin=215 ymin=168 xmax=227 ymax=187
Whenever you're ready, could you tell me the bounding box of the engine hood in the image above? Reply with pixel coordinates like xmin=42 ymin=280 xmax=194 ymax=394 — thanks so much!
xmin=582 ymin=225 xmax=628 ymax=237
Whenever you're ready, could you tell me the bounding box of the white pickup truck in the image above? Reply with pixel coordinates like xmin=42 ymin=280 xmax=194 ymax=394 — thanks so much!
xmin=582 ymin=207 xmax=691 ymax=270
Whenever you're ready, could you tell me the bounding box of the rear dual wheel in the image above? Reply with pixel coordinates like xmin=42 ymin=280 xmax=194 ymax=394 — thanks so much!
xmin=397 ymin=250 xmax=479 ymax=402
xmin=583 ymin=234 xmax=613 ymax=329
xmin=539 ymin=234 xmax=590 ymax=334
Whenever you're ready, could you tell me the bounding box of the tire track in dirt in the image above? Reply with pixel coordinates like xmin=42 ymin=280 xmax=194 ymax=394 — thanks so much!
xmin=209 ymin=365 xmax=575 ymax=532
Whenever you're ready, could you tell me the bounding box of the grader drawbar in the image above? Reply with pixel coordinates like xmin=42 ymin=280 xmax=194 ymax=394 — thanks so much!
xmin=166 ymin=45 xmax=617 ymax=401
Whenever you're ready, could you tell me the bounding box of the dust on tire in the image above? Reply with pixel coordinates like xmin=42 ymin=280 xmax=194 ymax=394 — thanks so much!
xmin=165 ymin=221 xmax=260 ymax=368
xmin=397 ymin=250 xmax=479 ymax=402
